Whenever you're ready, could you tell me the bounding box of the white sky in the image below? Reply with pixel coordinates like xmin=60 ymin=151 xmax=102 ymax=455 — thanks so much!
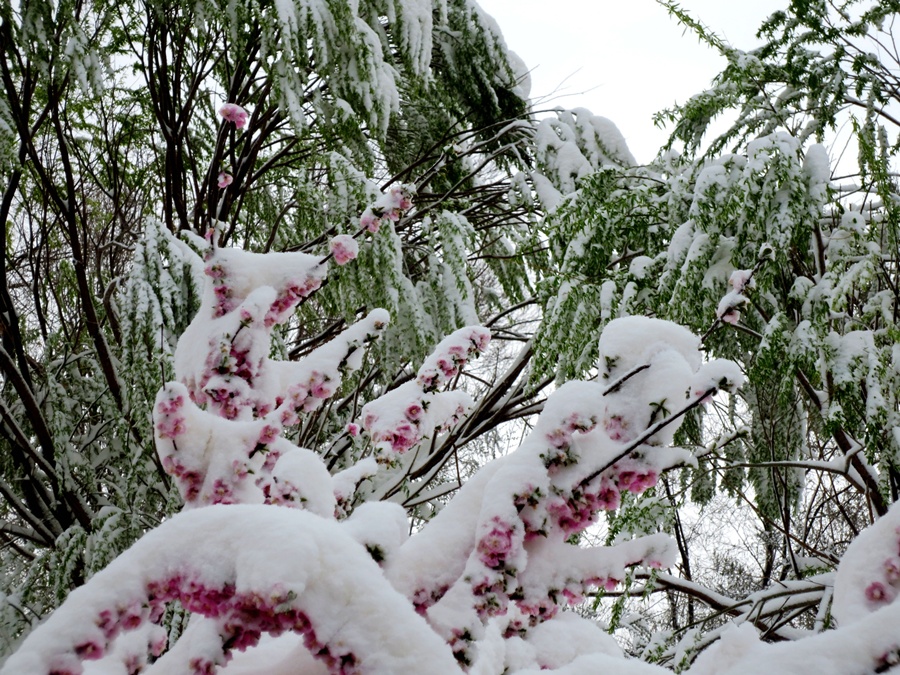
xmin=477 ymin=0 xmax=786 ymax=163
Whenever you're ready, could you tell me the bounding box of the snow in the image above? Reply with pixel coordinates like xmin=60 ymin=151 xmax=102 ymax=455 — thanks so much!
xmin=802 ymin=143 xmax=831 ymax=184
xmin=1 ymin=506 xmax=462 ymax=675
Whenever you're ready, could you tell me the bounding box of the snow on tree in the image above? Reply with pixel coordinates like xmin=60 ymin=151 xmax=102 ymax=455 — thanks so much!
xmin=7 ymin=183 xmax=900 ymax=674
xmin=0 ymin=0 xmax=540 ymax=653
xmin=5 ymin=0 xmax=900 ymax=672
xmin=1 ymin=195 xmax=745 ymax=673
xmin=530 ymin=0 xmax=900 ymax=668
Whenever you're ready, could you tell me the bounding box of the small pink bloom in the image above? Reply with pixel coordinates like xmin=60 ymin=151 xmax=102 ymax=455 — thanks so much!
xmin=560 ymin=587 xmax=583 ymax=605
xmin=866 ymin=581 xmax=894 ymax=603
xmin=389 ymin=422 xmax=419 ymax=453
xmin=217 ymin=172 xmax=233 ymax=188
xmin=259 ymin=424 xmax=280 ymax=444
xmin=729 ymin=269 xmax=754 ymax=292
xmin=346 ymin=423 xmax=360 ymax=437
xmin=150 ymin=633 xmax=168 ymax=657
xmin=360 ymin=210 xmax=381 ymax=233
xmin=546 ymin=427 xmax=571 ymax=449
xmin=721 ymin=309 xmax=740 ymax=325
xmin=472 ymin=330 xmax=491 ymax=352
xmin=405 ymin=402 xmax=423 ymax=422
xmin=886 ymin=558 xmax=900 ymax=583
xmin=329 ymin=234 xmax=359 ymax=265
xmin=232 ymin=460 xmax=250 ymax=479
xmin=603 ymin=415 xmax=629 ymax=442
xmin=447 ymin=344 xmax=467 ymax=357
xmin=477 ymin=521 xmax=514 ymax=568
xmin=75 ymin=639 xmax=105 ymax=660
xmin=219 ymin=103 xmax=249 ymax=129
xmin=693 ymin=388 xmax=714 ymax=405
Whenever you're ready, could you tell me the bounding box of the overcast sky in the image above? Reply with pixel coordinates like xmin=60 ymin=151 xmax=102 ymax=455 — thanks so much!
xmin=476 ymin=0 xmax=786 ymax=163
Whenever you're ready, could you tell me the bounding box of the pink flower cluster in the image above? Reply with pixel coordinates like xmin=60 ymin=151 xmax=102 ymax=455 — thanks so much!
xmin=264 ymin=276 xmax=323 ymax=327
xmin=476 ymin=518 xmax=515 ymax=569
xmin=142 ymin=574 xmax=360 ymax=674
xmin=55 ymin=599 xmax=163 ymax=674
xmin=515 ymin=596 xmax=559 ymax=624
xmin=865 ymin=551 xmax=900 ymax=607
xmin=219 ymin=103 xmax=249 ymax=129
xmin=615 ymin=463 xmax=659 ymax=494
xmin=276 ymin=372 xmax=336 ymax=425
xmin=155 ymin=393 xmax=187 ymax=439
xmin=412 ymin=584 xmax=450 ymax=616
xmin=161 ymin=455 xmax=204 ymax=503
xmin=471 ymin=575 xmax=512 ymax=620
xmin=603 ymin=414 xmax=631 ymax=442
xmin=541 ymin=412 xmax=599 ymax=472
xmin=416 ymin=327 xmax=491 ymax=392
xmin=206 ymin=262 xmax=236 ymax=318
xmin=546 ymin=478 xmax=621 ymax=535
xmin=584 ymin=575 xmax=621 ymax=592
xmin=329 ymin=235 xmax=359 ymax=266
xmin=263 ymin=478 xmax=304 ymax=507
xmin=366 ymin=416 xmax=419 ymax=456
xmin=358 ymin=185 xmax=414 ymax=233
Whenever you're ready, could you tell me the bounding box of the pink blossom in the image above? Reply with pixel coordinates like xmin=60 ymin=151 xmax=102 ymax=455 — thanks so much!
xmin=477 ymin=521 xmax=514 ymax=568
xmin=546 ymin=427 xmax=572 ymax=449
xmin=150 ymin=633 xmax=168 ymax=657
xmin=436 ymin=357 xmax=457 ymax=378
xmin=591 ymin=482 xmax=621 ymax=511
xmin=559 ymin=587 xmax=584 ymax=605
xmin=205 ymin=263 xmax=226 ymax=279
xmin=386 ymin=421 xmax=418 ymax=453
xmin=156 ymin=394 xmax=185 ymax=415
xmin=693 ymin=388 xmax=714 ymax=405
xmin=515 ymin=597 xmax=558 ymax=621
xmin=219 ymin=103 xmax=249 ymax=129
xmin=721 ymin=309 xmax=740 ymax=325
xmin=603 ymin=414 xmax=630 ymax=442
xmin=74 ymin=638 xmax=105 ymax=660
xmin=258 ymin=424 xmax=280 ymax=445
xmin=156 ymin=415 xmax=186 ymax=439
xmin=387 ymin=186 xmax=413 ymax=211
xmin=346 ymin=423 xmax=360 ymax=437
xmin=217 ymin=172 xmax=233 ymax=188
xmin=447 ymin=343 xmax=467 ymax=357
xmin=405 ymin=402 xmax=424 ymax=422
xmin=566 ymin=411 xmax=597 ymax=433
xmin=885 ymin=558 xmax=900 ymax=583
xmin=232 ymin=460 xmax=250 ymax=479
xmin=866 ymin=581 xmax=894 ymax=603
xmin=360 ymin=210 xmax=381 ymax=233
xmin=329 ymin=234 xmax=359 ymax=265
xmin=469 ymin=328 xmax=491 ymax=352
xmin=585 ymin=576 xmax=619 ymax=592
xmin=729 ymin=269 xmax=754 ymax=292
xmin=310 ymin=379 xmax=334 ymax=400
